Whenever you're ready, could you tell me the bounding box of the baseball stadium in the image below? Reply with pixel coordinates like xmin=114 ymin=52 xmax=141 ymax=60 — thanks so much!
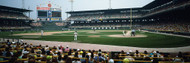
xmin=0 ymin=0 xmax=190 ymax=63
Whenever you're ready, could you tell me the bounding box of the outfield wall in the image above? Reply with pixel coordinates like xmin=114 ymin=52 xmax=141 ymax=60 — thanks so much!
xmin=31 ymin=21 xmax=66 ymax=31
xmin=69 ymin=26 xmax=131 ymax=30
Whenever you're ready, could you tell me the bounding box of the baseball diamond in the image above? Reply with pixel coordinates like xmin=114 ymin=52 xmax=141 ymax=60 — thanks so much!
xmin=1 ymin=0 xmax=190 ymax=63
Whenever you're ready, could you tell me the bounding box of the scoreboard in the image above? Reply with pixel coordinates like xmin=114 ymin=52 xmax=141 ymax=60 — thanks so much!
xmin=37 ymin=7 xmax=62 ymax=21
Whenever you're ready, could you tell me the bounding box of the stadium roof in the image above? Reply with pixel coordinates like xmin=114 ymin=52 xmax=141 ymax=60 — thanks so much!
xmin=66 ymin=7 xmax=143 ymax=14
xmin=143 ymin=0 xmax=173 ymax=9
xmin=0 ymin=5 xmax=32 ymax=12
xmin=66 ymin=0 xmax=174 ymax=14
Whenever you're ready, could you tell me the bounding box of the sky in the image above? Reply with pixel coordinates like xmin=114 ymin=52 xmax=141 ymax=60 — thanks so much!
xmin=0 ymin=0 xmax=154 ymax=20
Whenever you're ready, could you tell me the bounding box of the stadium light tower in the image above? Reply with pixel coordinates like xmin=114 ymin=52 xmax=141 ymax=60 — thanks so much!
xmin=22 ymin=0 xmax=25 ymax=9
xmin=109 ymin=0 xmax=112 ymax=9
xmin=69 ymin=0 xmax=74 ymax=11
xmin=28 ymin=6 xmax=30 ymax=18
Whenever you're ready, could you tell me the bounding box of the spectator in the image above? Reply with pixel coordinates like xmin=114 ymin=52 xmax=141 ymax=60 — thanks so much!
xmin=91 ymin=50 xmax=94 ymax=59
xmin=82 ymin=50 xmax=86 ymax=58
xmin=45 ymin=45 xmax=50 ymax=51
xmin=144 ymin=50 xmax=148 ymax=54
xmin=178 ymin=51 xmax=183 ymax=58
xmin=74 ymin=51 xmax=79 ymax=58
xmin=65 ymin=47 xmax=69 ymax=52
xmin=108 ymin=59 xmax=114 ymax=63
xmin=135 ymin=50 xmax=139 ymax=54
xmin=98 ymin=49 xmax=102 ymax=54
xmin=123 ymin=56 xmax=135 ymax=63
xmin=94 ymin=53 xmax=105 ymax=62
xmin=41 ymin=48 xmax=46 ymax=54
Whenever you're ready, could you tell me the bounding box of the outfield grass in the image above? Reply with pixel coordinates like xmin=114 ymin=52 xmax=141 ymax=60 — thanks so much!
xmin=1 ymin=30 xmax=190 ymax=48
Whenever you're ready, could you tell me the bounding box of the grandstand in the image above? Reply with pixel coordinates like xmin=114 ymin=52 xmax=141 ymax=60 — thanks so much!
xmin=67 ymin=0 xmax=190 ymax=35
xmin=0 ymin=5 xmax=33 ymax=31
xmin=140 ymin=0 xmax=190 ymax=35
xmin=66 ymin=8 xmax=145 ymax=21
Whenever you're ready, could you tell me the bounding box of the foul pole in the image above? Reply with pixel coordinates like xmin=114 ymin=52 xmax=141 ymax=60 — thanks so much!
xmin=70 ymin=0 xmax=74 ymax=11
xmin=109 ymin=0 xmax=112 ymax=9
xmin=22 ymin=0 xmax=25 ymax=9
xmin=130 ymin=8 xmax=133 ymax=29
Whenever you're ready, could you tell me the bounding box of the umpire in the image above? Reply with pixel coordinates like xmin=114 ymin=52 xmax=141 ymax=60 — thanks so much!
xmin=131 ymin=29 xmax=135 ymax=36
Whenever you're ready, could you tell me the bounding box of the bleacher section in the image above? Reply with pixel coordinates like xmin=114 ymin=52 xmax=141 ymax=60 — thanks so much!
xmin=0 ymin=39 xmax=190 ymax=63
xmin=31 ymin=21 xmax=66 ymax=31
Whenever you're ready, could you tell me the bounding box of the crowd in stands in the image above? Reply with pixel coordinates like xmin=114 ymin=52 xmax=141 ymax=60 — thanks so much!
xmin=30 ymin=23 xmax=42 ymax=27
xmin=67 ymin=0 xmax=190 ymax=21
xmin=137 ymin=23 xmax=190 ymax=33
xmin=66 ymin=0 xmax=190 ymax=22
xmin=0 ymin=11 xmax=32 ymax=31
xmin=0 ymin=39 xmax=190 ymax=63
xmin=71 ymin=25 xmax=123 ymax=28
xmin=71 ymin=22 xmax=190 ymax=33
xmin=70 ymin=24 xmax=129 ymax=30
xmin=0 ymin=27 xmax=31 ymax=30
xmin=67 ymin=14 xmax=140 ymax=21
xmin=145 ymin=0 xmax=190 ymax=16
xmin=30 ymin=22 xmax=65 ymax=27
xmin=0 ymin=11 xmax=30 ymax=20
xmin=55 ymin=23 xmax=65 ymax=26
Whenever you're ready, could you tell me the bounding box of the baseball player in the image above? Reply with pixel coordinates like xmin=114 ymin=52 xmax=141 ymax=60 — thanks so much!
xmin=74 ymin=31 xmax=78 ymax=41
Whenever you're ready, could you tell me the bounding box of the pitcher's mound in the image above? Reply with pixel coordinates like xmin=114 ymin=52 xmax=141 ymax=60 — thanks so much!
xmin=88 ymin=32 xmax=99 ymax=34
xmin=22 ymin=36 xmax=41 ymax=38
xmin=108 ymin=34 xmax=147 ymax=38
xmin=88 ymin=35 xmax=100 ymax=37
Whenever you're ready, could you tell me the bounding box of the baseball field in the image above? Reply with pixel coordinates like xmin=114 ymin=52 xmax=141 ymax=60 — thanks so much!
xmin=1 ymin=30 xmax=190 ymax=48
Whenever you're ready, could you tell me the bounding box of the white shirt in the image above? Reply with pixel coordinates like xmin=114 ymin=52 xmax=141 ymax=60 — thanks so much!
xmin=74 ymin=32 xmax=78 ymax=36
xmin=132 ymin=30 xmax=135 ymax=32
